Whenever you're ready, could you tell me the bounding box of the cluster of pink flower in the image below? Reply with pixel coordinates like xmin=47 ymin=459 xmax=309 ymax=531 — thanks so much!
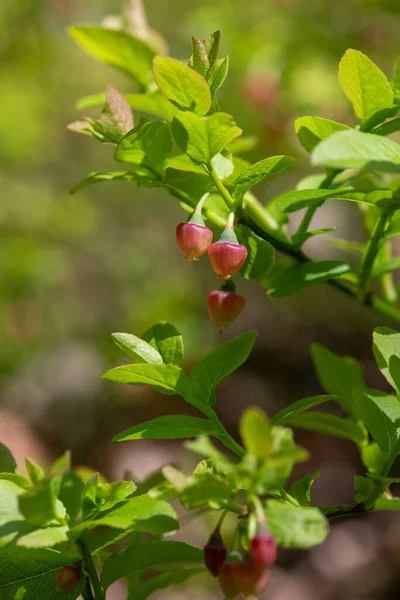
xmin=176 ymin=198 xmax=247 ymax=331
xmin=204 ymin=523 xmax=277 ymax=598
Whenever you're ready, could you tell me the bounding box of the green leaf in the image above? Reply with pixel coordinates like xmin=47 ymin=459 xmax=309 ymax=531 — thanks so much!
xmin=291 ymin=228 xmax=336 ymax=247
xmin=284 ymin=412 xmax=366 ymax=444
xmin=356 ymin=389 xmax=400 ymax=454
xmin=277 ymin=187 xmax=355 ymax=214
xmin=373 ymin=327 xmax=400 ymax=390
xmin=0 ymin=443 xmax=16 ymax=473
xmin=101 ymin=363 xmax=187 ymax=396
xmin=264 ymin=500 xmax=328 ymax=548
xmin=191 ymin=36 xmax=209 ymax=75
xmin=112 ymin=332 xmax=163 ymax=364
xmin=78 ymin=91 xmax=179 ymax=119
xmin=209 ymin=57 xmax=229 ymax=96
xmin=211 ymin=152 xmax=234 ymax=179
xmin=238 ymin=227 xmax=275 ymax=280
xmin=232 ymin=156 xmax=296 ymax=201
xmin=288 ymin=472 xmax=320 ymax=506
xmin=338 ymin=49 xmax=393 ymax=125
xmin=101 ymin=540 xmax=203 ymax=589
xmin=204 ymin=30 xmax=221 ymax=69
xmin=311 ymin=129 xmax=400 ymax=173
xmin=25 ymin=458 xmax=44 ymax=485
xmin=68 ymin=26 xmax=155 ymax=87
xmin=115 ymin=119 xmax=171 ymax=175
xmin=171 ymin=111 xmax=242 ymax=164
xmin=295 ymin=116 xmax=350 ymax=152
xmin=311 ymin=343 xmax=365 ymax=416
xmin=178 ymin=472 xmax=233 ymax=510
xmin=0 ymin=548 xmax=81 ymax=599
xmin=71 ymin=171 xmax=141 ymax=194
xmin=153 ymin=56 xmax=211 ymax=115
xmin=163 ymin=169 xmax=214 ymax=211
xmin=372 ymin=258 xmax=400 ymax=278
xmin=17 ymin=526 xmax=69 ymax=549
xmin=113 ymin=415 xmax=217 ymax=442
xmin=142 ymin=322 xmax=184 ymax=367
xmin=240 ymin=407 xmax=272 ymax=459
xmin=0 ymin=474 xmax=30 ymax=489
xmin=186 ymin=332 xmax=257 ymax=406
xmin=18 ymin=480 xmax=66 ymax=527
xmin=127 ymin=568 xmax=204 ymax=600
xmin=0 ymin=480 xmax=24 ymax=547
xmin=268 ymin=260 xmax=351 ymax=298
xmin=59 ymin=471 xmax=84 ymax=521
xmin=97 ymin=84 xmax=133 ymax=144
xmin=271 ymin=395 xmax=337 ymax=425
xmin=81 ymin=474 xmax=102 ymax=520
xmin=392 ymin=55 xmax=400 ymax=104
xmin=69 ymin=495 xmax=178 ymax=540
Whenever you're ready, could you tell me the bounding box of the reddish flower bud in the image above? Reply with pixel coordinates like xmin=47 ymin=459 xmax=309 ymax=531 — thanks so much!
xmin=208 ymin=213 xmax=247 ymax=279
xmin=176 ymin=194 xmax=213 ymax=261
xmin=250 ymin=530 xmax=277 ymax=569
xmin=204 ymin=528 xmax=228 ymax=577
xmin=219 ymin=557 xmax=270 ymax=598
xmin=207 ymin=285 xmax=245 ymax=331
xmin=55 ymin=565 xmax=81 ymax=592
xmin=176 ymin=223 xmax=213 ymax=261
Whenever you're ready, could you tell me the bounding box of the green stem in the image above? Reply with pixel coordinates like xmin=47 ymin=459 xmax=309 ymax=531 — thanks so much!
xmin=295 ymin=169 xmax=341 ymax=244
xmin=363 ymin=454 xmax=394 ymax=511
xmin=82 ymin=577 xmax=95 ymax=600
xmin=208 ymin=409 xmax=245 ymax=458
xmin=381 ymin=239 xmax=398 ymax=303
xmin=207 ymin=160 xmax=400 ymax=325
xmin=77 ymin=540 xmax=105 ymax=600
xmin=359 ymin=209 xmax=394 ymax=298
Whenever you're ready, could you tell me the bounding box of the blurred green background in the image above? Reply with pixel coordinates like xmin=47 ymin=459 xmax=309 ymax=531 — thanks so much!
xmin=2 ymin=1 xmax=400 ymax=598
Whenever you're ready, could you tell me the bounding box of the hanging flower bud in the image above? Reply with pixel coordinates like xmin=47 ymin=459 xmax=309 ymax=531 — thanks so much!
xmin=208 ymin=213 xmax=247 ymax=278
xmin=176 ymin=194 xmax=213 ymax=261
xmin=55 ymin=566 xmax=81 ymax=592
xmin=250 ymin=529 xmax=277 ymax=570
xmin=207 ymin=280 xmax=245 ymax=331
xmin=204 ymin=525 xmax=228 ymax=577
xmin=218 ymin=553 xmax=270 ymax=599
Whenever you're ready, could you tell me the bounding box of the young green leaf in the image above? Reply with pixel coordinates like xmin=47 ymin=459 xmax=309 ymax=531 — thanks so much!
xmin=238 ymin=227 xmax=275 ymax=280
xmin=25 ymin=458 xmax=44 ymax=485
xmin=295 ymin=116 xmax=350 ymax=152
xmin=263 ymin=500 xmax=328 ymax=548
xmin=191 ymin=36 xmax=209 ymax=76
xmin=356 ymin=389 xmax=400 ymax=454
xmin=142 ymin=322 xmax=184 ymax=367
xmin=0 ymin=443 xmax=16 ymax=473
xmin=101 ymin=540 xmax=203 ymax=589
xmin=0 ymin=548 xmax=81 ymax=599
xmin=18 ymin=480 xmax=66 ymax=527
xmin=373 ymin=327 xmax=400 ymax=390
xmin=186 ymin=331 xmax=257 ymax=406
xmin=68 ymin=26 xmax=155 ymax=87
xmin=284 ymin=412 xmax=366 ymax=444
xmin=392 ymin=55 xmax=400 ymax=104
xmin=71 ymin=171 xmax=143 ymax=194
xmin=153 ymin=56 xmax=211 ymax=115
xmin=288 ymin=472 xmax=320 ymax=506
xmin=17 ymin=526 xmax=69 ymax=549
xmin=338 ymin=49 xmax=393 ymax=125
xmin=311 ymin=343 xmax=365 ymax=416
xmin=203 ymin=30 xmax=221 ymax=69
xmin=277 ymin=187 xmax=355 ymax=214
xmin=240 ymin=407 xmax=272 ymax=459
xmin=115 ymin=119 xmax=171 ymax=175
xmin=208 ymin=57 xmax=229 ymax=96
xmin=59 ymin=471 xmax=85 ymax=521
xmin=112 ymin=332 xmax=163 ymax=364
xmin=113 ymin=415 xmax=217 ymax=442
xmin=270 ymin=395 xmax=337 ymax=425
xmin=0 ymin=480 xmax=24 ymax=547
xmin=268 ymin=260 xmax=351 ymax=298
xmin=100 ymin=363 xmax=187 ymax=396
xmin=311 ymin=129 xmax=400 ymax=173
xmin=98 ymin=84 xmax=134 ymax=143
xmin=232 ymin=156 xmax=296 ymax=201
xmin=171 ymin=111 xmax=242 ymax=164
xmin=69 ymin=495 xmax=178 ymax=540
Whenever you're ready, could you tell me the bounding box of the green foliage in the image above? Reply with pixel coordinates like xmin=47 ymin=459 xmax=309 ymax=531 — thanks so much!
xmin=268 ymin=260 xmax=351 ymax=298
xmin=295 ymin=116 xmax=349 ymax=152
xmin=264 ymin=501 xmax=328 ymax=548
